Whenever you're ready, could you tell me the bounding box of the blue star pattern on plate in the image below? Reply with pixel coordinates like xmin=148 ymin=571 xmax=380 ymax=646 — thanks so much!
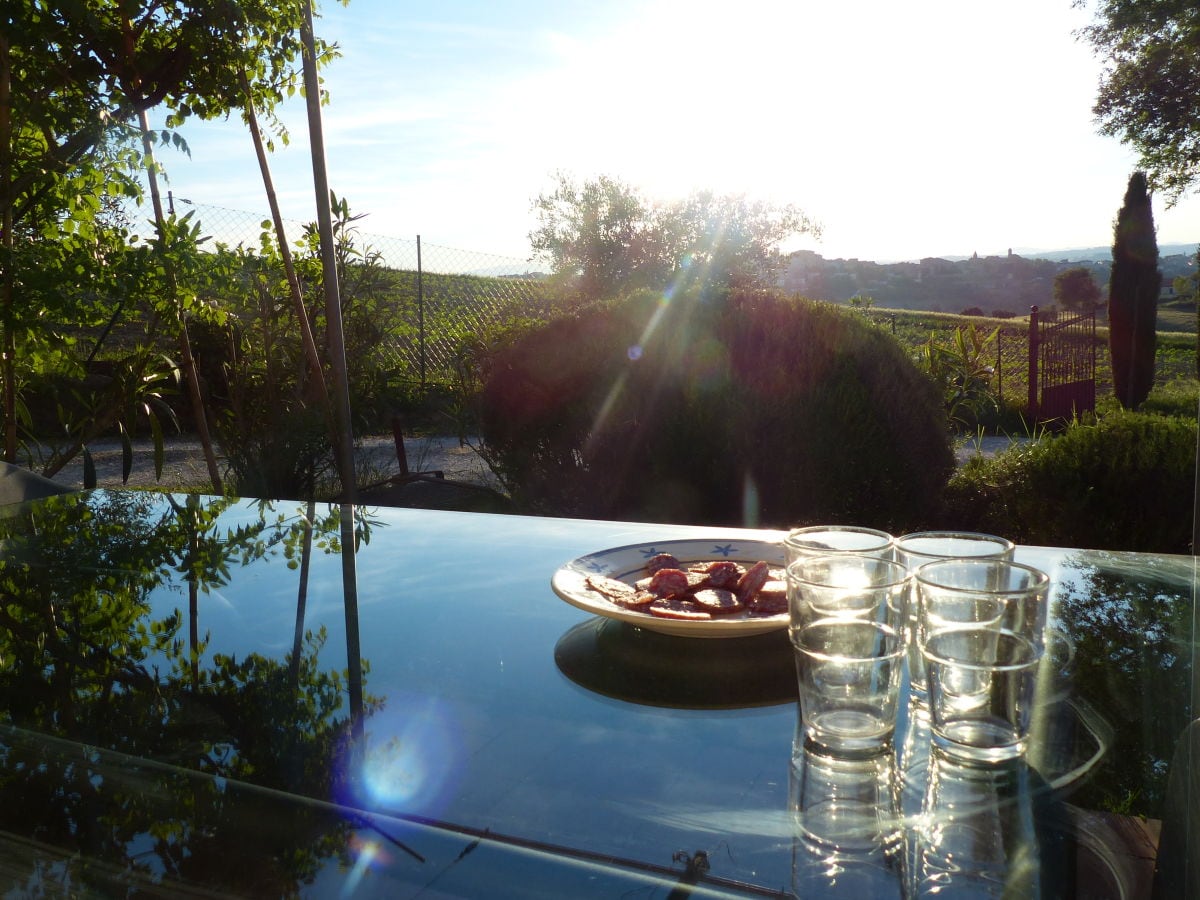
xmin=638 ymin=547 xmax=663 ymax=558
xmin=710 ymin=544 xmax=737 ymax=557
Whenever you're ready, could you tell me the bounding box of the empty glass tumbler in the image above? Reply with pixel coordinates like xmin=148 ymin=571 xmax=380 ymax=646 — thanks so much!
xmin=784 ymin=525 xmax=895 ymax=565
xmin=794 ymin=618 xmax=905 ymax=756
xmin=895 ymin=532 xmax=1015 ymax=698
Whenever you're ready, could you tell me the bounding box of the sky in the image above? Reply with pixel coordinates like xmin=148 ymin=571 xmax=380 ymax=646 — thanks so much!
xmin=154 ymin=0 xmax=1200 ymax=267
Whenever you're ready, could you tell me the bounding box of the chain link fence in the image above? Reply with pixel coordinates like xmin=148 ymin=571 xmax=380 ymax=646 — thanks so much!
xmin=167 ymin=201 xmax=1195 ymax=414
xmin=173 ymin=198 xmax=550 ymax=384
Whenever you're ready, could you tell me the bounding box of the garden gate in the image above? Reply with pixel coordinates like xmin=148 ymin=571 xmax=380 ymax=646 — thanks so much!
xmin=1026 ymin=305 xmax=1096 ymax=423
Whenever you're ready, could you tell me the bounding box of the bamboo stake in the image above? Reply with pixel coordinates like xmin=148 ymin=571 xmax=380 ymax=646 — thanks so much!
xmin=299 ymin=0 xmax=362 ymax=741
xmin=0 ymin=33 xmax=13 ymax=463
xmin=238 ymin=70 xmax=329 ymax=409
xmin=137 ymin=109 xmax=223 ymax=493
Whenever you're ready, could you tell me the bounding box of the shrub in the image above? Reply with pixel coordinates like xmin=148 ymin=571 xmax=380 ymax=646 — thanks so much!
xmin=916 ymin=322 xmax=1001 ymax=431
xmin=942 ymin=409 xmax=1196 ymax=553
xmin=478 ymin=289 xmax=955 ymax=530
xmin=1141 ymin=378 xmax=1200 ymax=419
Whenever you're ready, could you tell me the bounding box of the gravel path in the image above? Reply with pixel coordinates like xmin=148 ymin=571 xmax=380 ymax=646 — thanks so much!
xmin=36 ymin=433 xmax=1029 ymax=493
xmin=40 ymin=434 xmax=501 ymax=493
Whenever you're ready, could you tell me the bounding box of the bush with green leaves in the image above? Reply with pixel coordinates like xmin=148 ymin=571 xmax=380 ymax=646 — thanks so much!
xmin=942 ymin=408 xmax=1196 ymax=553
xmin=916 ymin=322 xmax=1001 ymax=431
xmin=478 ymin=289 xmax=955 ymax=529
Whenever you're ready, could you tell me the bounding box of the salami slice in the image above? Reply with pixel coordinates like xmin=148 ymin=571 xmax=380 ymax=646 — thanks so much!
xmin=736 ymin=560 xmax=771 ymax=603
xmin=748 ymin=579 xmax=788 ymax=615
xmin=645 ymin=553 xmax=681 ymax=574
xmin=647 ymin=567 xmax=698 ymax=598
xmin=585 ymin=574 xmax=655 ymax=608
xmin=689 ymin=587 xmax=742 ymax=613
xmin=688 ymin=560 xmax=744 ymax=590
xmin=647 ymin=598 xmax=713 ymax=620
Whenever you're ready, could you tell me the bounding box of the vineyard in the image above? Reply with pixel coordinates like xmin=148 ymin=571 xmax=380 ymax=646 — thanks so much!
xmin=179 ymin=202 xmax=1199 ymax=409
xmin=862 ymin=305 xmax=1197 ymax=416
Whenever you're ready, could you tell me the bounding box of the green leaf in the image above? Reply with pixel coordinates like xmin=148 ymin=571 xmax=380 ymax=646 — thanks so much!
xmin=150 ymin=415 xmax=165 ymax=480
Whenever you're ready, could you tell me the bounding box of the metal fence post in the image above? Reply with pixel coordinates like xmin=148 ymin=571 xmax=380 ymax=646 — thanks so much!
xmin=1027 ymin=306 xmax=1039 ymax=418
xmin=417 ymin=235 xmax=425 ymax=390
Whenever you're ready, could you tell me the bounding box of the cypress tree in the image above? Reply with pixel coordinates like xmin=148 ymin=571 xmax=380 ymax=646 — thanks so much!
xmin=1108 ymin=172 xmax=1160 ymax=410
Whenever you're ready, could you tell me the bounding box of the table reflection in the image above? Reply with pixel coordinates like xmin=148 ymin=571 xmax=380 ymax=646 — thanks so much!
xmin=0 ymin=491 xmax=1189 ymax=896
xmin=554 ymin=616 xmax=795 ymax=708
xmin=0 ymin=491 xmax=375 ymax=892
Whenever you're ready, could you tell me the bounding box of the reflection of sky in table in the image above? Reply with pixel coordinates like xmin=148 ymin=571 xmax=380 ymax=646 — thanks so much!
xmin=0 ymin=492 xmax=1194 ymax=896
xmin=119 ymin=500 xmax=799 ymax=887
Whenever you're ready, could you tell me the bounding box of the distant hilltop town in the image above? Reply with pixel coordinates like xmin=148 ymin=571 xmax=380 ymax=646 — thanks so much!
xmin=782 ymin=245 xmax=1199 ymax=316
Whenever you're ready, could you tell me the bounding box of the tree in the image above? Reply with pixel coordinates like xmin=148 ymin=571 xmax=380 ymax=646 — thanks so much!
xmin=0 ymin=1 xmax=344 ymax=480
xmin=1077 ymin=1 xmax=1200 ymax=202
xmin=1109 ymin=171 xmax=1160 ymax=410
xmin=529 ymin=172 xmax=818 ymax=301
xmin=529 ymin=173 xmax=673 ymax=301
xmin=1052 ymin=266 xmax=1103 ymax=311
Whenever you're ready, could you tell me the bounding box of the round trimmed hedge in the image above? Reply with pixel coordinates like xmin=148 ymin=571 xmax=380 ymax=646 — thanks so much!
xmin=943 ymin=409 xmax=1196 ymax=553
xmin=478 ymin=289 xmax=955 ymax=529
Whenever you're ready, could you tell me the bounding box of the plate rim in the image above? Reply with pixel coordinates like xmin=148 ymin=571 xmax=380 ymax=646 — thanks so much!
xmin=551 ymin=537 xmax=788 ymax=638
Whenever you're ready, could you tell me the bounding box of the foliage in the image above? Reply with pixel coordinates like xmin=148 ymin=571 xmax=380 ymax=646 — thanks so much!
xmin=0 ymin=491 xmax=374 ymax=892
xmin=942 ymin=408 xmax=1196 ymax=553
xmin=1077 ymin=0 xmax=1200 ymax=202
xmin=478 ymin=289 xmax=954 ymax=531
xmin=1141 ymin=378 xmax=1199 ymax=418
xmin=0 ymin=0 xmax=345 ymax=477
xmin=1109 ymin=172 xmax=1160 ymax=410
xmin=1053 ymin=550 xmax=1196 ymax=819
xmin=916 ymin=322 xmax=1001 ymax=430
xmin=1052 ymin=266 xmax=1102 ymax=310
xmin=529 ymin=172 xmax=818 ymax=302
xmin=204 ymin=200 xmax=435 ymax=499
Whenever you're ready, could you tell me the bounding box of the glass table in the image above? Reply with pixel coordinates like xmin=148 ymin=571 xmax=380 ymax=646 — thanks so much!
xmin=0 ymin=490 xmax=1193 ymax=897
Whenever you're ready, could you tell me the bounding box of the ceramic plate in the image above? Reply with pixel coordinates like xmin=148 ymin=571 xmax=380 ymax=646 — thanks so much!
xmin=551 ymin=538 xmax=788 ymax=638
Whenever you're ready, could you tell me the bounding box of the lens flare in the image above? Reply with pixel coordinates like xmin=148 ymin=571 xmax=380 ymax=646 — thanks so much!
xmin=354 ymin=694 xmax=460 ymax=817
xmin=741 ymin=473 xmax=761 ymax=528
xmin=340 ymin=836 xmax=382 ymax=898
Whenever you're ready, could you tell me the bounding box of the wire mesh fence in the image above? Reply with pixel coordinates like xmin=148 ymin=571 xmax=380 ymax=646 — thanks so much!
xmin=169 ymin=200 xmax=1194 ymax=412
xmin=173 ymin=198 xmax=550 ymax=384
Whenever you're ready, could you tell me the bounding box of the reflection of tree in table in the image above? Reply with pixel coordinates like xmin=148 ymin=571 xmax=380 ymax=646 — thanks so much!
xmin=0 ymin=491 xmax=378 ymax=894
xmin=1052 ymin=551 xmax=1195 ymax=818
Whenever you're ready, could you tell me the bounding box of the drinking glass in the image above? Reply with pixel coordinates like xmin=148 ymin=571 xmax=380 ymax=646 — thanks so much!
xmin=784 ymin=525 xmax=895 ymax=565
xmin=895 ymin=532 xmax=1015 ymax=698
xmin=922 ymin=628 xmax=1041 ymax=761
xmin=786 ymin=554 xmax=909 ymax=634
xmin=910 ymin=557 xmax=1048 ymax=699
xmin=794 ymin=618 xmax=905 ymax=756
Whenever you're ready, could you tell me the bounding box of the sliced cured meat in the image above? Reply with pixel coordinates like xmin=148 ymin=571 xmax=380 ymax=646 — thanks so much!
xmin=585 ymin=574 xmax=655 ymax=607
xmin=689 ymin=587 xmax=742 ymax=613
xmin=748 ymin=579 xmax=788 ymax=615
xmin=579 ymin=553 xmax=788 ymax=626
xmin=645 ymin=553 xmax=681 ymax=574
xmin=647 ymin=567 xmax=695 ymax=598
xmin=585 ymin=574 xmax=637 ymax=600
xmin=735 ymin=560 xmax=771 ymax=603
xmin=688 ymin=560 xmax=744 ymax=590
xmin=618 ymin=591 xmax=657 ymax=608
xmin=647 ymin=598 xmax=713 ymax=620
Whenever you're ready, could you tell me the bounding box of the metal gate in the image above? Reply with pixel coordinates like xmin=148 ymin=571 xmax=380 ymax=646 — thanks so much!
xmin=1027 ymin=305 xmax=1096 ymax=423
